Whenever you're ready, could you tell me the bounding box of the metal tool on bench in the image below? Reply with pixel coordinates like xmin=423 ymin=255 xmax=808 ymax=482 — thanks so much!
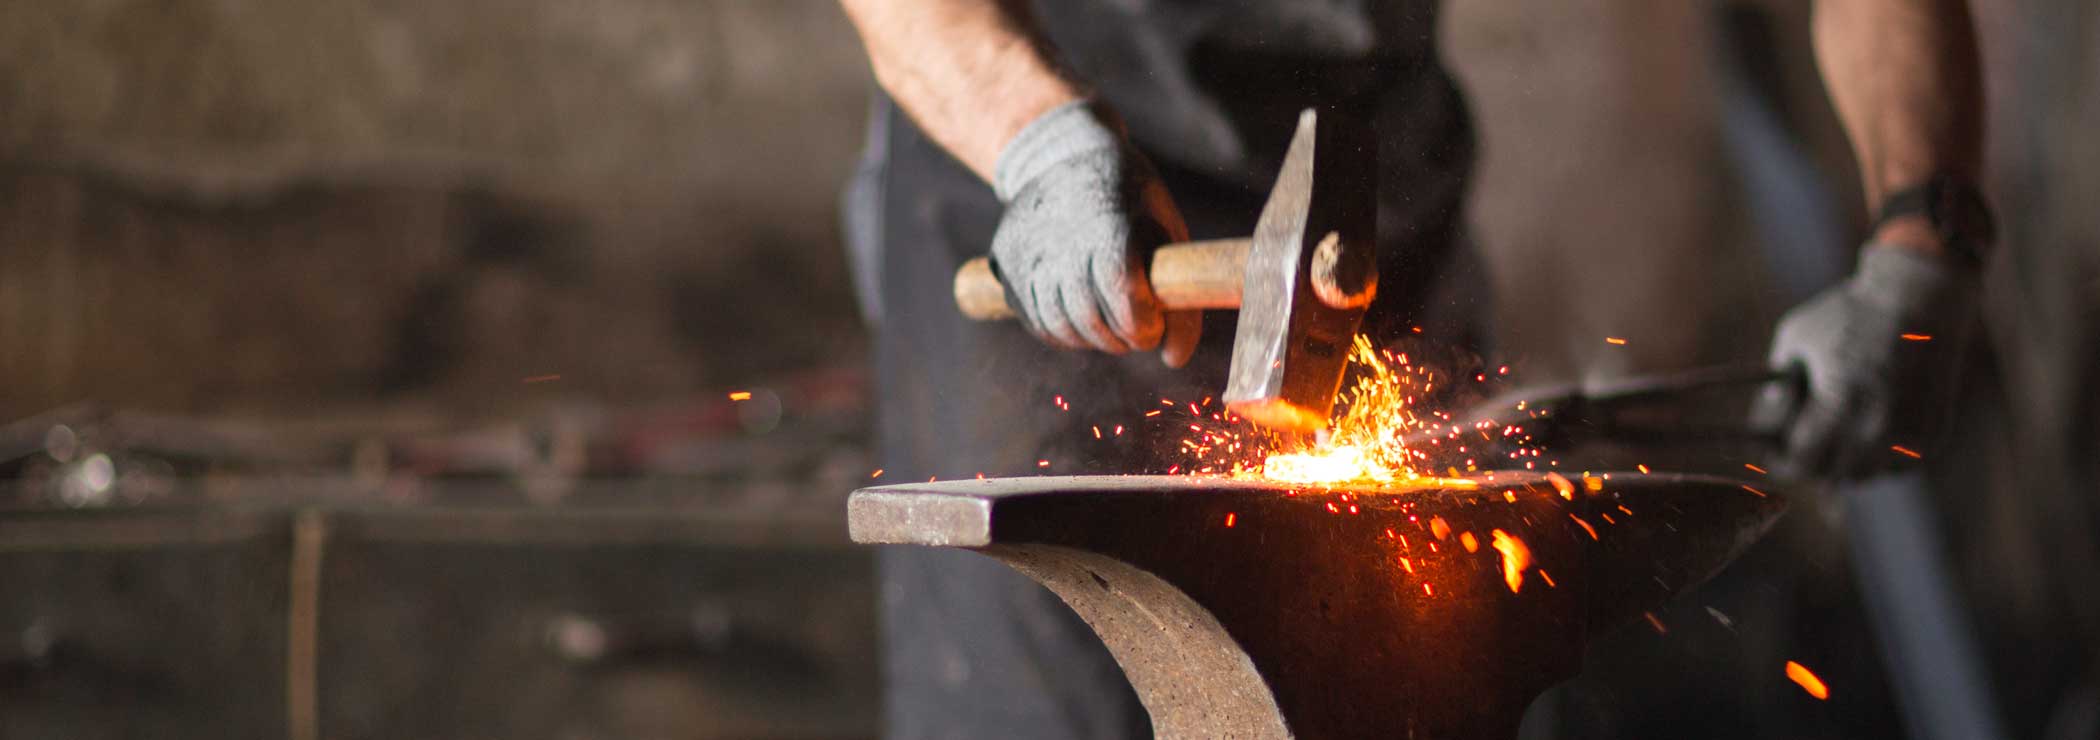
xmin=953 ymin=108 xmax=1380 ymax=434
xmin=850 ymin=473 xmax=1785 ymax=739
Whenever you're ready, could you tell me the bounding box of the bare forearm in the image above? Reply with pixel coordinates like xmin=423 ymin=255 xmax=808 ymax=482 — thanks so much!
xmin=1814 ymin=0 xmax=1983 ymax=253
xmin=840 ymin=0 xmax=1083 ymax=181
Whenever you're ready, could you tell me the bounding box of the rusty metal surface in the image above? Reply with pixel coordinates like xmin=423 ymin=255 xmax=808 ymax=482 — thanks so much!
xmin=849 ymin=473 xmax=1785 ymax=739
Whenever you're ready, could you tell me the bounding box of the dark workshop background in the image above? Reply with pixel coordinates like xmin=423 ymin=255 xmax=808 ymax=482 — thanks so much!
xmin=0 ymin=1 xmax=2094 ymax=739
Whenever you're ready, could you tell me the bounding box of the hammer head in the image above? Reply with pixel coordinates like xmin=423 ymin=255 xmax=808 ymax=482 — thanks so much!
xmin=1224 ymin=108 xmax=1380 ymax=433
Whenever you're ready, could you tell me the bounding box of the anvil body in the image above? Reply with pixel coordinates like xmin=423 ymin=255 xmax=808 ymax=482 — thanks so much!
xmin=850 ymin=473 xmax=1784 ymax=739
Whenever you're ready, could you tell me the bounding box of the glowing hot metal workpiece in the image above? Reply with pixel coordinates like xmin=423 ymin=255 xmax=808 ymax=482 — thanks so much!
xmin=849 ymin=472 xmax=1785 ymax=740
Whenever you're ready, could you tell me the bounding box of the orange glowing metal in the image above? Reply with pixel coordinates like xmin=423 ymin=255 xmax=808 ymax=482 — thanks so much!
xmin=1785 ymin=661 xmax=1830 ymax=700
xmin=1242 ymin=336 xmax=1451 ymax=486
xmin=1491 ymin=529 xmax=1531 ymax=593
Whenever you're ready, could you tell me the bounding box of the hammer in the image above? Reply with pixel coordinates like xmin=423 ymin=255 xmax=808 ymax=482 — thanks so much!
xmin=951 ymin=108 xmax=1380 ymax=433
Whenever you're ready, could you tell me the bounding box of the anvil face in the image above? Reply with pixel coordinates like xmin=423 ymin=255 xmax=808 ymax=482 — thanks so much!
xmin=849 ymin=473 xmax=1785 ymax=740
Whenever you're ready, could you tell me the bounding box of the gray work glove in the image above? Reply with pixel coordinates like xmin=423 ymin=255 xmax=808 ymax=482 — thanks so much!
xmin=990 ymin=100 xmax=1202 ymax=367
xmin=1751 ymin=245 xmax=1980 ymax=478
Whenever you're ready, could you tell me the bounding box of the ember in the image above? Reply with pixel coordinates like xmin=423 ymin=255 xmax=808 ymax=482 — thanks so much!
xmin=1490 ymin=529 xmax=1531 ymax=593
xmin=1785 ymin=660 xmax=1831 ymax=700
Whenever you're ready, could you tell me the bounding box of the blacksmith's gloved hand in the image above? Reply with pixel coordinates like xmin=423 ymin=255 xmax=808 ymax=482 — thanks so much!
xmin=990 ymin=100 xmax=1202 ymax=367
xmin=1751 ymin=244 xmax=1980 ymax=478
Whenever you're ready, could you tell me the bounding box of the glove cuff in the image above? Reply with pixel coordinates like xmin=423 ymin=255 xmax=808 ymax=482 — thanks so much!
xmin=1854 ymin=243 xmax=1974 ymax=310
xmin=993 ymin=100 xmax=1122 ymax=203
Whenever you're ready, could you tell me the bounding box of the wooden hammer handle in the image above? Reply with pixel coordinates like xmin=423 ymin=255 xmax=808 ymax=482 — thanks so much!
xmin=953 ymin=238 xmax=1251 ymax=320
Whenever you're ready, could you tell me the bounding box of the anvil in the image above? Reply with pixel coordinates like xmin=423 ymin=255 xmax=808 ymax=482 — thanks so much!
xmin=849 ymin=472 xmax=1784 ymax=739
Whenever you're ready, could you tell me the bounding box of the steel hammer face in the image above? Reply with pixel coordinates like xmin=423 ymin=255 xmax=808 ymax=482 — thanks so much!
xmin=1224 ymin=108 xmax=1380 ymax=434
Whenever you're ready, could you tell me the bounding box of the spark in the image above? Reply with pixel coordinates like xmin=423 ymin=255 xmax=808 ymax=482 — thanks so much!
xmin=1537 ymin=569 xmax=1556 ymax=588
xmin=1399 ymin=557 xmax=1414 ymax=574
xmin=728 ymin=391 xmax=752 ymax=401
xmin=1643 ymin=612 xmax=1667 ymax=634
xmin=1430 ymin=516 xmax=1452 ymax=540
xmin=1547 ymin=472 xmax=1576 ymax=500
xmin=1092 ymin=426 xmax=1101 ymax=439
xmin=1037 ymin=460 xmax=1050 ymax=468
xmin=1785 ymin=661 xmax=1830 ymax=700
xmin=1460 ymin=532 xmax=1479 ymax=553
xmin=1605 ymin=337 xmax=1628 ymax=345
xmin=1224 ymin=512 xmax=1236 ymax=528
xmin=1744 ymin=463 xmax=1767 ymax=474
xmin=523 ymin=374 xmax=562 ymax=384
xmin=1491 ymin=529 xmax=1531 ymax=593
xmin=1741 ymin=484 xmax=1768 ymax=498
xmin=1636 ymin=464 xmax=1651 ymax=474
xmin=1569 ymin=514 xmax=1599 ymax=540
xmin=1891 ymin=445 xmax=1922 ymax=459
xmin=870 ymin=468 xmax=885 ymax=479
xmin=1900 ymin=333 xmax=1932 ymax=342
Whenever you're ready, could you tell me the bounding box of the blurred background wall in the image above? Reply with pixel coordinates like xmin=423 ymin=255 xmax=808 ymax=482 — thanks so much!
xmin=0 ymin=0 xmax=870 ymax=417
xmin=0 ymin=0 xmax=2094 ymax=738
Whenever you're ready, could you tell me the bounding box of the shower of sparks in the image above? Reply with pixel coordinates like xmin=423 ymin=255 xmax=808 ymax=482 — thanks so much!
xmin=1785 ymin=661 xmax=1831 ymax=700
xmin=1035 ymin=331 xmax=1711 ymax=605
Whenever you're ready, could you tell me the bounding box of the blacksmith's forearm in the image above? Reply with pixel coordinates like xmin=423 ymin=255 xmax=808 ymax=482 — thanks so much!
xmin=840 ymin=0 xmax=1083 ymax=182
xmin=1814 ymin=0 xmax=1984 ymax=253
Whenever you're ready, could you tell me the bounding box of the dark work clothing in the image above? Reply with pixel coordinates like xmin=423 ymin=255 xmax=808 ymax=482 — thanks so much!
xmin=845 ymin=3 xmax=1480 ymax=736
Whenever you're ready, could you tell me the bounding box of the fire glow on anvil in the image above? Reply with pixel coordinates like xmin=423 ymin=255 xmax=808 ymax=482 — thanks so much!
xmin=849 ymin=473 xmax=1785 ymax=739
